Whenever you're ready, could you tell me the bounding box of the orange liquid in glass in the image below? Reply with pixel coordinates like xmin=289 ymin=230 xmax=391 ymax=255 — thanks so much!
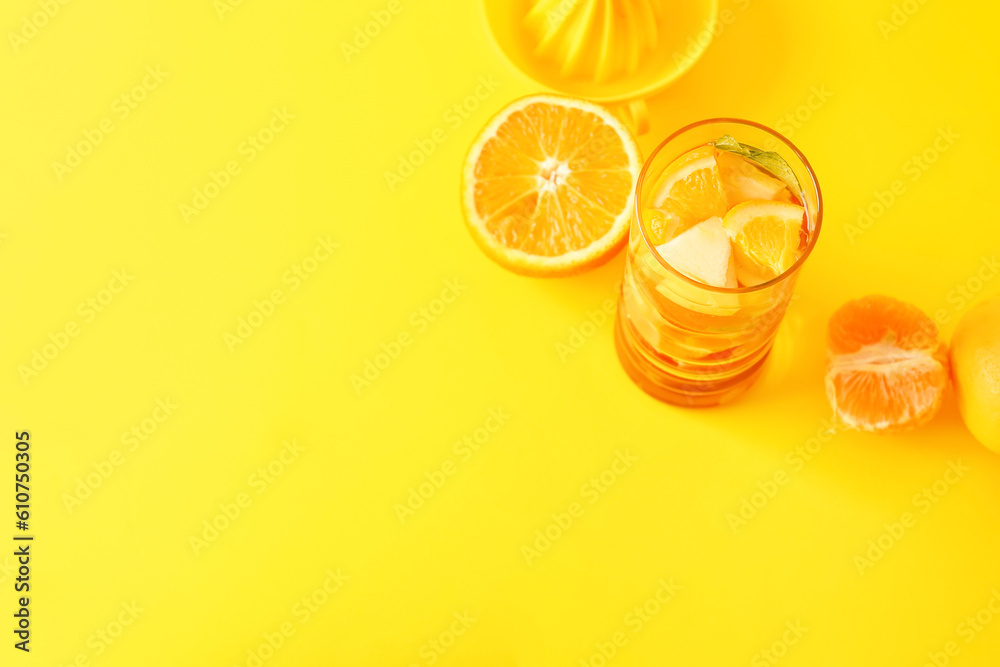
xmin=614 ymin=122 xmax=822 ymax=406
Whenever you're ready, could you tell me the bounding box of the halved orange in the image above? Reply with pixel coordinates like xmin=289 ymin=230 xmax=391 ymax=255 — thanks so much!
xmin=461 ymin=95 xmax=641 ymax=276
xmin=650 ymin=146 xmax=728 ymax=229
xmin=826 ymin=295 xmax=949 ymax=433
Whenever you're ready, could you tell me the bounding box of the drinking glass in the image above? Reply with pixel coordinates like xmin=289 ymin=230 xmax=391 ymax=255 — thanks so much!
xmin=614 ymin=118 xmax=823 ymax=406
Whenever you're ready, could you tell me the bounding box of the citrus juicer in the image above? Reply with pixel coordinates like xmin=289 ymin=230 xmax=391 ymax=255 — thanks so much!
xmin=483 ymin=0 xmax=719 ymax=134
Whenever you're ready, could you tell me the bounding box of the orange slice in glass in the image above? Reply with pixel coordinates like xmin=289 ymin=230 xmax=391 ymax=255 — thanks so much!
xmin=462 ymin=95 xmax=641 ymax=276
xmin=650 ymin=145 xmax=728 ymax=229
xmin=644 ymin=207 xmax=683 ymax=245
xmin=722 ymin=200 xmax=806 ymax=285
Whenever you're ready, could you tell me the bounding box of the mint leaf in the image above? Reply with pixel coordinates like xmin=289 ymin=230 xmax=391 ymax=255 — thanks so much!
xmin=712 ymin=134 xmax=744 ymax=154
xmin=710 ymin=134 xmax=802 ymax=194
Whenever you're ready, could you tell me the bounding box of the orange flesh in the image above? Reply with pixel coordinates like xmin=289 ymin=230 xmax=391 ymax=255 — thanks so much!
xmin=648 ymin=144 xmax=809 ymax=287
xmin=472 ymin=103 xmax=634 ymax=257
xmin=826 ymin=295 xmax=948 ymax=432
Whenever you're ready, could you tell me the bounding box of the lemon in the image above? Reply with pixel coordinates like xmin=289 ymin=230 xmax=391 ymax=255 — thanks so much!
xmin=950 ymin=294 xmax=1000 ymax=452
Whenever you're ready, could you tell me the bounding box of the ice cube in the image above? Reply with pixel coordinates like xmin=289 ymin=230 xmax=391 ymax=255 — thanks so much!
xmin=716 ymin=150 xmax=792 ymax=206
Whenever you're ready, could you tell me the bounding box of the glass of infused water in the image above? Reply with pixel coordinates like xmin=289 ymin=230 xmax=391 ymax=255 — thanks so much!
xmin=615 ymin=118 xmax=822 ymax=406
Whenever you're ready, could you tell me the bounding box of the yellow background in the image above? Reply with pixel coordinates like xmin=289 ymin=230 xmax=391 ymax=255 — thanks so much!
xmin=2 ymin=0 xmax=1000 ymax=665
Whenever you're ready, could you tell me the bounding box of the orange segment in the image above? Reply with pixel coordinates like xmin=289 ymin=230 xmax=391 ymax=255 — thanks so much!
xmin=650 ymin=146 xmax=728 ymax=229
xmin=462 ymin=95 xmax=641 ymax=276
xmin=644 ymin=207 xmax=682 ymax=245
xmin=722 ymin=200 xmax=806 ymax=285
xmin=826 ymin=295 xmax=949 ymax=433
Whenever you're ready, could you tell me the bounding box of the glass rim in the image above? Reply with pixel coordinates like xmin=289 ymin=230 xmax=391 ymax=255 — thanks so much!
xmin=634 ymin=117 xmax=824 ymax=294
